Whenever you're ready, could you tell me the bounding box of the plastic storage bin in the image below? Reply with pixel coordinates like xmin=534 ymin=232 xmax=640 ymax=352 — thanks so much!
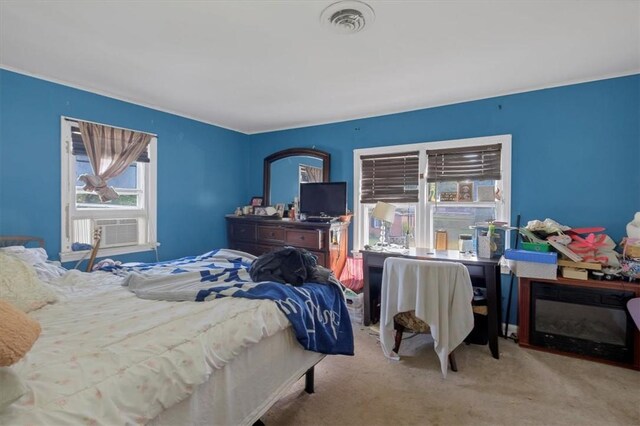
xmin=505 ymin=249 xmax=557 ymax=279
xmin=472 ymin=226 xmax=507 ymax=259
xmin=345 ymin=289 xmax=364 ymax=324
xmin=521 ymin=242 xmax=551 ymax=252
xmin=505 ymin=249 xmax=557 ymax=264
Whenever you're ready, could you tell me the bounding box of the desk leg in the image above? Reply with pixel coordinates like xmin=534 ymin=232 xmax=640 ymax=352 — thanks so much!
xmin=363 ymin=256 xmax=371 ymax=326
xmin=486 ymin=265 xmax=501 ymax=359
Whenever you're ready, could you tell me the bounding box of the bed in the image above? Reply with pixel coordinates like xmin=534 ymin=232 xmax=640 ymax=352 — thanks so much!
xmin=0 ymin=237 xmax=353 ymax=425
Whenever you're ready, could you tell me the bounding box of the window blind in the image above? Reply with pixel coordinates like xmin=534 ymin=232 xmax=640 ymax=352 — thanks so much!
xmin=71 ymin=126 xmax=150 ymax=163
xmin=360 ymin=151 xmax=419 ymax=203
xmin=426 ymin=143 xmax=501 ymax=182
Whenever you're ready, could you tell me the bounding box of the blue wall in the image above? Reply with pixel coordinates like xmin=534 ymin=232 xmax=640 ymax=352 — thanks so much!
xmin=1 ymin=69 xmax=638 ymax=324
xmin=0 ymin=69 xmax=250 ymax=263
xmin=246 ymin=75 xmax=640 ymax=324
xmin=247 ymin=75 xmax=640 ymax=243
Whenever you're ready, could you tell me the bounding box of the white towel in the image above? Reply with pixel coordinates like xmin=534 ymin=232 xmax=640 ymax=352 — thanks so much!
xmin=379 ymin=257 xmax=474 ymax=377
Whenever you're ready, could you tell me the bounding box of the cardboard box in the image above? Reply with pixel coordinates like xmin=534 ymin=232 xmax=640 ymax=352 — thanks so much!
xmin=561 ymin=267 xmax=588 ymax=280
xmin=506 ymin=259 xmax=557 ymax=280
xmin=558 ymin=259 xmax=602 ymax=271
xmin=478 ymin=235 xmax=492 ymax=258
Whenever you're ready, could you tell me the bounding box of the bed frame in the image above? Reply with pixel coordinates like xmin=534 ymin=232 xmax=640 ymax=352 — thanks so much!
xmin=1 ymin=235 xmax=320 ymax=423
xmin=0 ymin=235 xmax=45 ymax=248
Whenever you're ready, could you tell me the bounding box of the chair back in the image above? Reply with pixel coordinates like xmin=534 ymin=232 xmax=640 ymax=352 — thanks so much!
xmin=381 ymin=257 xmax=472 ymax=317
xmin=379 ymin=257 xmax=474 ymax=377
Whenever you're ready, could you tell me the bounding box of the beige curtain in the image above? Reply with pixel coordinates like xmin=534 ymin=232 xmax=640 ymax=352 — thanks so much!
xmin=78 ymin=122 xmax=152 ymax=202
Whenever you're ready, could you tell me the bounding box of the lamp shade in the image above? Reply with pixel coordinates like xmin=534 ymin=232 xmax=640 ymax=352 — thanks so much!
xmin=371 ymin=201 xmax=396 ymax=223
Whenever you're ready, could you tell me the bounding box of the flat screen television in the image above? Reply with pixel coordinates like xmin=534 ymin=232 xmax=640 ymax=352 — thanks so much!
xmin=299 ymin=182 xmax=347 ymax=218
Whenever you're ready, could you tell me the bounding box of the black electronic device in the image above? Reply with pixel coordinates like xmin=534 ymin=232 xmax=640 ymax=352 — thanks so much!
xmin=304 ymin=216 xmax=335 ymax=223
xmin=299 ymin=182 xmax=347 ymax=219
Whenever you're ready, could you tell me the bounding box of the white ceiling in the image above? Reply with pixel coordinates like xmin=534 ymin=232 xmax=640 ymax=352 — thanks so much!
xmin=1 ymin=1 xmax=638 ymax=134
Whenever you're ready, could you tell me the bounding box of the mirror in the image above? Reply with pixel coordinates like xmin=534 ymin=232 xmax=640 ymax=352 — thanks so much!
xmin=263 ymin=148 xmax=330 ymax=206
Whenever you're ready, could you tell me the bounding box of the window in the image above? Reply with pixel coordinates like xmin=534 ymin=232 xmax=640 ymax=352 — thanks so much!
xmin=353 ymin=135 xmax=511 ymax=250
xmin=299 ymin=164 xmax=323 ymax=184
xmin=60 ymin=117 xmax=157 ymax=261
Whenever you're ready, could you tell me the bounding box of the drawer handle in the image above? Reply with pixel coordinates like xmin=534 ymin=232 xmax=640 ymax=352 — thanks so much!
xmin=299 ymin=236 xmax=305 ymax=240
xmin=270 ymin=232 xmax=275 ymax=237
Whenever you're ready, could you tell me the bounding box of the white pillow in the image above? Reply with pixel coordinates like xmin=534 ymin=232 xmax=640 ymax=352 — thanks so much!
xmin=0 ymin=253 xmax=58 ymax=312
xmin=0 ymin=367 xmax=27 ymax=410
xmin=0 ymin=247 xmax=66 ymax=283
xmin=0 ymin=246 xmax=48 ymax=265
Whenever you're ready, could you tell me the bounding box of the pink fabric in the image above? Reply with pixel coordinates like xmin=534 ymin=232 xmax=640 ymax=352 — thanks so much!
xmin=339 ymin=257 xmax=363 ymax=291
xmin=628 ymin=298 xmax=640 ymax=331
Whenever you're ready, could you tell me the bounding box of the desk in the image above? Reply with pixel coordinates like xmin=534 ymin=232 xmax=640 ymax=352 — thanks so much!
xmin=361 ymin=249 xmax=502 ymax=359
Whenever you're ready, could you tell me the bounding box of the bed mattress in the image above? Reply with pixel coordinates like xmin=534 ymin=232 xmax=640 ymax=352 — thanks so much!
xmin=0 ymin=269 xmax=295 ymax=425
xmin=150 ymin=327 xmax=323 ymax=426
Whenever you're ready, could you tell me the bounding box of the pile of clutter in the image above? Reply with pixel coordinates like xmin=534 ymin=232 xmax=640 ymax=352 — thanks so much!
xmin=504 ymin=213 xmax=640 ymax=282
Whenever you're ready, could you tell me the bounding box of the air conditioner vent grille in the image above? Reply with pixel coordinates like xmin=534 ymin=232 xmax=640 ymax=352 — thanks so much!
xmin=95 ymin=218 xmax=139 ymax=248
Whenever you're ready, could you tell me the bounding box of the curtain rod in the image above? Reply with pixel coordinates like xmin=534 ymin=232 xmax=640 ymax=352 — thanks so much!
xmin=63 ymin=116 xmax=158 ymax=137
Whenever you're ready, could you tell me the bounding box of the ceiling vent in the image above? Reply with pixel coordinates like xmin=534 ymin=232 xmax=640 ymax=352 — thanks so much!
xmin=320 ymin=1 xmax=375 ymax=34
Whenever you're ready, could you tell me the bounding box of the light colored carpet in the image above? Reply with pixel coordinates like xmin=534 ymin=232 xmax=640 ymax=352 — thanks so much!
xmin=263 ymin=325 xmax=640 ymax=425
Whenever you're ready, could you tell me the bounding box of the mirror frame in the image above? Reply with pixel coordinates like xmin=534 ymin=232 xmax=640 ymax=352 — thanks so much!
xmin=263 ymin=148 xmax=331 ymax=206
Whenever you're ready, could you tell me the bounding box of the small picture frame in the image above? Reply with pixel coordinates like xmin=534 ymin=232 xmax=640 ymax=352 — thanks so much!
xmin=254 ymin=207 xmax=267 ymax=216
xmin=250 ymin=196 xmax=263 ymax=207
xmin=458 ymin=182 xmax=473 ymax=202
xmin=440 ymin=192 xmax=458 ymax=202
xmin=275 ymin=203 xmax=285 ymax=217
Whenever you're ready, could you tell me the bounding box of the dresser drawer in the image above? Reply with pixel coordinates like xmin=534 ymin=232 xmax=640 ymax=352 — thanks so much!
xmin=285 ymin=229 xmax=324 ymax=250
xmin=229 ymin=222 xmax=257 ymax=242
xmin=257 ymin=225 xmax=284 ymax=243
xmin=256 ymin=244 xmax=276 ymax=256
xmin=311 ymin=251 xmax=327 ymax=268
xmin=230 ymin=242 xmax=260 ymax=257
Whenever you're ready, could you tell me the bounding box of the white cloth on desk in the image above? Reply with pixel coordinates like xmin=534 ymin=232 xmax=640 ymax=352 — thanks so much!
xmin=379 ymin=257 xmax=474 ymax=378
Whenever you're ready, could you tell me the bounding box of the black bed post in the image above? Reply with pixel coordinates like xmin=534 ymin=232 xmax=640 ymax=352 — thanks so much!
xmin=304 ymin=366 xmax=315 ymax=394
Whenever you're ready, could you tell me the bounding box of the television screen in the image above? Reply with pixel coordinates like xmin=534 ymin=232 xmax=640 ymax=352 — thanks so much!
xmin=299 ymin=182 xmax=347 ymax=217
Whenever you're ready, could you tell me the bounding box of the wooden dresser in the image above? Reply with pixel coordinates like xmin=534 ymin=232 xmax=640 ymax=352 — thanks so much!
xmin=225 ymin=215 xmax=350 ymax=277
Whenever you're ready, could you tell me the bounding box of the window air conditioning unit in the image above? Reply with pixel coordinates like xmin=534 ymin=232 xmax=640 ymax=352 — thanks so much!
xmin=94 ymin=218 xmax=139 ymax=248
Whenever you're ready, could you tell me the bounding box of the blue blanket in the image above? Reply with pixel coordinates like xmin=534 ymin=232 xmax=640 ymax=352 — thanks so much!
xmin=100 ymin=249 xmax=354 ymax=356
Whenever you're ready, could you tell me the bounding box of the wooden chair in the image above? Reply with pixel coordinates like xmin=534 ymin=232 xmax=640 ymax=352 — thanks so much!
xmin=379 ymin=257 xmax=474 ymax=377
xmin=393 ymin=310 xmax=458 ymax=371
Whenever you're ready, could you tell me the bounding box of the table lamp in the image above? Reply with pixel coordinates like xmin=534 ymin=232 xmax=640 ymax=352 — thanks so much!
xmin=372 ymin=201 xmax=396 ymax=247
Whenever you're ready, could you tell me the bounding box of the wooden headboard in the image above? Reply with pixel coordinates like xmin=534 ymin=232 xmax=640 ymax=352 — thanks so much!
xmin=0 ymin=236 xmax=45 ymax=248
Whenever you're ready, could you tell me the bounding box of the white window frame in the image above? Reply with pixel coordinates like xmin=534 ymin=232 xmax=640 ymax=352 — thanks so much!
xmin=60 ymin=116 xmax=158 ymax=262
xmin=353 ymin=134 xmax=512 ymax=251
